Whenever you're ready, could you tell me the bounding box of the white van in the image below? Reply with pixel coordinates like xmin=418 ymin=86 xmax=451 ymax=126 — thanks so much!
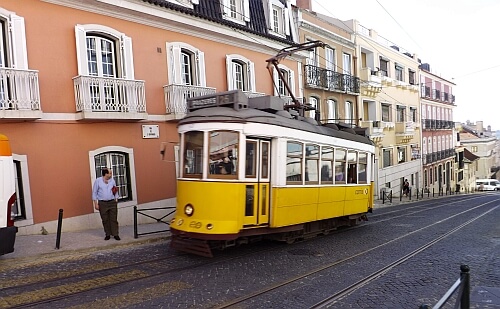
xmin=476 ymin=179 xmax=500 ymax=191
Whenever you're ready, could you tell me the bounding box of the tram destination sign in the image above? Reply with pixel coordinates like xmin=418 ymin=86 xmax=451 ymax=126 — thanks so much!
xmin=188 ymin=90 xmax=248 ymax=112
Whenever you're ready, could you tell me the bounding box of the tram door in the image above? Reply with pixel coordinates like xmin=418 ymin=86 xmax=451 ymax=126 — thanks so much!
xmin=243 ymin=139 xmax=270 ymax=226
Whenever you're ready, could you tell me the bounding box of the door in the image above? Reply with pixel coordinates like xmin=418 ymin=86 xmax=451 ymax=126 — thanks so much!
xmin=342 ymin=53 xmax=351 ymax=91
xmin=243 ymin=139 xmax=270 ymax=226
xmin=86 ymin=36 xmax=118 ymax=111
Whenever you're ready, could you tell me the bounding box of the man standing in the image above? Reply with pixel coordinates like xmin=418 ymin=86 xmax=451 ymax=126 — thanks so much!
xmin=92 ymin=168 xmax=120 ymax=240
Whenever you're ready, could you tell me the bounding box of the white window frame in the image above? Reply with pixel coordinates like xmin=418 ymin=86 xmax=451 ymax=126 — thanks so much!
xmin=167 ymin=42 xmax=206 ymax=86
xmin=308 ymin=96 xmax=318 ymax=120
xmin=75 ymin=24 xmax=134 ymax=79
xmin=345 ymin=101 xmax=353 ymax=124
xmin=222 ymin=0 xmax=250 ymax=25
xmin=327 ymin=99 xmax=337 ymax=123
xmin=0 ymin=8 xmax=28 ymax=69
xmin=325 ymin=47 xmax=335 ymax=72
xmin=89 ymin=146 xmax=137 ymax=209
xmin=267 ymin=0 xmax=289 ymax=37
xmin=11 ymin=154 xmax=34 ymax=227
xmin=225 ymin=54 xmax=255 ymax=92
xmin=273 ymin=64 xmax=295 ymax=97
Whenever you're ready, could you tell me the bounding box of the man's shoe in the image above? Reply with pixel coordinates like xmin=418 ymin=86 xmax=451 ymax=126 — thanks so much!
xmin=104 ymin=235 xmax=111 ymax=240
xmin=114 ymin=236 xmax=121 ymax=240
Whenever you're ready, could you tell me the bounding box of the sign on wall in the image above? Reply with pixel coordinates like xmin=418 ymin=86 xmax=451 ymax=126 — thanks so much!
xmin=142 ymin=125 xmax=159 ymax=139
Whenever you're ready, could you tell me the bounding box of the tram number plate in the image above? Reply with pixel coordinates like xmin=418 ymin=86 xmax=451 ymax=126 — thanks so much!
xmin=189 ymin=221 xmax=202 ymax=229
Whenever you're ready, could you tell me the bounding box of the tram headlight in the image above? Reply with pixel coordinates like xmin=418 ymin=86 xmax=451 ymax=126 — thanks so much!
xmin=184 ymin=204 xmax=194 ymax=216
xmin=206 ymin=223 xmax=213 ymax=230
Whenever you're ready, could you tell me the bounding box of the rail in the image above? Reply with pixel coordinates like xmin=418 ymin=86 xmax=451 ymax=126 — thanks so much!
xmin=133 ymin=205 xmax=175 ymax=238
xmin=381 ymin=190 xmax=392 ymax=204
xmin=419 ymin=265 xmax=470 ymax=309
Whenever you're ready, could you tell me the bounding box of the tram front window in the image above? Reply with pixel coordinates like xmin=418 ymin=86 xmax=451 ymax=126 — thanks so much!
xmin=183 ymin=131 xmax=204 ymax=177
xmin=209 ymin=130 xmax=238 ymax=178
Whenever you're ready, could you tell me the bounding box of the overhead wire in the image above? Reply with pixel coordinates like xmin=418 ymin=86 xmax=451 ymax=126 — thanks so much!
xmin=207 ymin=0 xmax=452 ymax=123
xmin=309 ymin=0 xmax=458 ymax=122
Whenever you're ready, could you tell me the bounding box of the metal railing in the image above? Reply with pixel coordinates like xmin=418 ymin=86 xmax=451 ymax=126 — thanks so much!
xmin=0 ymin=67 xmax=40 ymax=111
xmin=164 ymin=84 xmax=216 ymax=116
xmin=304 ymin=65 xmax=360 ymax=94
xmin=73 ymin=75 xmax=146 ymax=113
xmin=133 ymin=206 xmax=175 ymax=238
xmin=419 ymin=265 xmax=470 ymax=309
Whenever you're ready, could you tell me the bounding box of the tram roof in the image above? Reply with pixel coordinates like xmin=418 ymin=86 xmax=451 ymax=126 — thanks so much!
xmin=178 ymin=106 xmax=374 ymax=147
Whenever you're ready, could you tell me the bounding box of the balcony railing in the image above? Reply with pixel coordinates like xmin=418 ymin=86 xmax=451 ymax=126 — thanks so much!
xmin=423 ymin=148 xmax=456 ymax=165
xmin=73 ymin=76 xmax=146 ymax=119
xmin=164 ymin=84 xmax=217 ymax=118
xmin=0 ymin=67 xmax=41 ymax=117
xmin=422 ymin=119 xmax=454 ymax=130
xmin=304 ymin=65 xmax=360 ymax=94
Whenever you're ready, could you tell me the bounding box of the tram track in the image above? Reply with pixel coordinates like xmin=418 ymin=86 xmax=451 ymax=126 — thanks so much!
xmin=212 ymin=198 xmax=500 ymax=308
xmin=2 ymin=195 xmax=496 ymax=308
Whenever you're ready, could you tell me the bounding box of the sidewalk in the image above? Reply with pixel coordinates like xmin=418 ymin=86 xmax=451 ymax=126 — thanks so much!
xmin=1 ymin=222 xmax=171 ymax=261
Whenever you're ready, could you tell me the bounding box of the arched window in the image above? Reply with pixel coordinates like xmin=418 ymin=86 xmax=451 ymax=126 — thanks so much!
xmin=273 ymin=64 xmax=295 ymax=97
xmin=90 ymin=146 xmax=137 ymax=208
xmin=327 ymin=99 xmax=337 ymax=123
xmin=226 ymin=54 xmax=255 ymax=92
xmin=308 ymin=96 xmax=318 ymax=120
xmin=167 ymin=42 xmax=206 ymax=86
xmin=345 ymin=101 xmax=353 ymax=125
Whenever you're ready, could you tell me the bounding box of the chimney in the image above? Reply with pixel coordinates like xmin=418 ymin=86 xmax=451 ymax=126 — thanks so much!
xmin=296 ymin=0 xmax=312 ymax=10
xmin=477 ymin=121 xmax=483 ymax=132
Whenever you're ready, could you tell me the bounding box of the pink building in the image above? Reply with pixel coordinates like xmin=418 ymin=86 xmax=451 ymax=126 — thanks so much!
xmin=419 ymin=63 xmax=456 ymax=192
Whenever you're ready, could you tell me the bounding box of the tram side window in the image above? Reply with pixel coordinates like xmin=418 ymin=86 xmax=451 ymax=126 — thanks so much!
xmin=286 ymin=141 xmax=302 ymax=184
xmin=321 ymin=146 xmax=334 ymax=184
xmin=183 ymin=131 xmax=204 ymax=177
xmin=358 ymin=152 xmax=367 ymax=184
xmin=347 ymin=150 xmax=357 ymax=183
xmin=209 ymin=130 xmax=238 ymax=178
xmin=335 ymin=148 xmax=346 ymax=184
xmin=305 ymin=144 xmax=319 ymax=184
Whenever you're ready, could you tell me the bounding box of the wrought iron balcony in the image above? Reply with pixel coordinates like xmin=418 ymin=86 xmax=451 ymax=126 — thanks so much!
xmin=424 ymin=148 xmax=456 ymax=165
xmin=73 ymin=76 xmax=146 ymax=120
xmin=422 ymin=119 xmax=454 ymax=130
xmin=164 ymin=84 xmax=216 ymax=119
xmin=304 ymin=65 xmax=360 ymax=94
xmin=0 ymin=67 xmax=41 ymax=119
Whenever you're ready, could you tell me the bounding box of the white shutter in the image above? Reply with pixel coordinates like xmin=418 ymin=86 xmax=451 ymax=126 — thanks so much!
xmin=289 ymin=69 xmax=295 ymax=95
xmin=75 ymin=25 xmax=88 ymax=76
xmin=248 ymin=60 xmax=255 ymax=92
xmin=284 ymin=7 xmax=290 ymax=35
xmin=168 ymin=45 xmax=182 ymax=84
xmin=121 ymin=34 xmax=134 ymax=79
xmin=243 ymin=0 xmax=250 ymax=21
xmin=267 ymin=0 xmax=272 ymax=29
xmin=225 ymin=55 xmax=234 ymax=90
xmin=10 ymin=14 xmax=28 ymax=69
xmin=222 ymin=0 xmax=230 ymax=16
xmin=273 ymin=68 xmax=278 ymax=96
xmin=196 ymin=50 xmax=206 ymax=87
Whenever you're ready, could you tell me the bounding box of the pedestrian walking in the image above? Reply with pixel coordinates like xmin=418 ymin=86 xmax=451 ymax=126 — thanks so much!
xmin=403 ymin=179 xmax=410 ymax=197
xmin=92 ymin=168 xmax=120 ymax=240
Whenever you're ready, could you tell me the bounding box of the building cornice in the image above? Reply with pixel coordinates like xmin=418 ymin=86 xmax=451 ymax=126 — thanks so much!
xmin=299 ymin=21 xmax=355 ymax=49
xmin=41 ymin=0 xmax=301 ymax=57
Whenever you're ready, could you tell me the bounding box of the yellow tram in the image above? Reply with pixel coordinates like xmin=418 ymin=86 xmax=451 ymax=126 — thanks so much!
xmin=170 ymin=91 xmax=375 ymax=257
